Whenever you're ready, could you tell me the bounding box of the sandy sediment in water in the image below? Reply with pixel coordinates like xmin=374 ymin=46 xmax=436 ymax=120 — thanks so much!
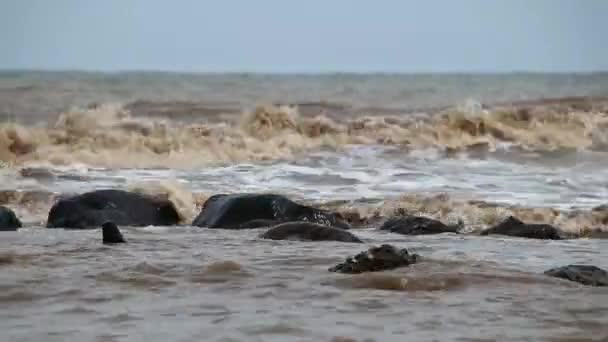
xmin=1 ymin=97 xmax=608 ymax=169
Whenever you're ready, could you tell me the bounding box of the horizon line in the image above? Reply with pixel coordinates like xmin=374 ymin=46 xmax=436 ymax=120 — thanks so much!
xmin=1 ymin=68 xmax=608 ymax=76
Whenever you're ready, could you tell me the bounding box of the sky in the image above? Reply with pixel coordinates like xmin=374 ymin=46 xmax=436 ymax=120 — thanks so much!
xmin=1 ymin=0 xmax=607 ymax=73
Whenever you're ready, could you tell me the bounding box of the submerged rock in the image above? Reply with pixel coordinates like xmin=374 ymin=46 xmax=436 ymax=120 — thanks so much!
xmin=0 ymin=206 xmax=22 ymax=231
xmin=480 ymin=216 xmax=562 ymax=240
xmin=260 ymin=222 xmax=363 ymax=243
xmin=329 ymin=244 xmax=420 ymax=274
xmin=102 ymin=222 xmax=126 ymax=244
xmin=544 ymin=265 xmax=608 ymax=286
xmin=46 ymin=189 xmax=180 ymax=229
xmin=192 ymin=193 xmax=350 ymax=229
xmin=379 ymin=215 xmax=460 ymax=235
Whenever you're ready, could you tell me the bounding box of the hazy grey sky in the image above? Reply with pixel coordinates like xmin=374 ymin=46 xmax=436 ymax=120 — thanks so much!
xmin=1 ymin=0 xmax=607 ymax=72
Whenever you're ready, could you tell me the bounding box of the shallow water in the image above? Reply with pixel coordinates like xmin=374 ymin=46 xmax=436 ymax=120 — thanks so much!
xmin=2 ymin=228 xmax=607 ymax=342
xmin=2 ymin=72 xmax=608 ymax=341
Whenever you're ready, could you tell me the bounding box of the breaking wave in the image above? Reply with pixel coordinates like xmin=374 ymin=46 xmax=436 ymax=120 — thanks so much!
xmin=1 ymin=97 xmax=608 ymax=169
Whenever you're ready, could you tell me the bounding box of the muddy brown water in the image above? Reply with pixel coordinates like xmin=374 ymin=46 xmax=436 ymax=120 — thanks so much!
xmin=1 ymin=72 xmax=608 ymax=341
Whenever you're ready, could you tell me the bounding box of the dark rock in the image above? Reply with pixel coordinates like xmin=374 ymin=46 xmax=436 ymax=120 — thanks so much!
xmin=46 ymin=189 xmax=180 ymax=229
xmin=192 ymin=193 xmax=350 ymax=229
xmin=102 ymin=222 xmax=126 ymax=244
xmin=329 ymin=244 xmax=420 ymax=274
xmin=480 ymin=216 xmax=562 ymax=240
xmin=544 ymin=265 xmax=608 ymax=286
xmin=0 ymin=206 xmax=22 ymax=231
xmin=379 ymin=215 xmax=460 ymax=235
xmin=260 ymin=222 xmax=363 ymax=243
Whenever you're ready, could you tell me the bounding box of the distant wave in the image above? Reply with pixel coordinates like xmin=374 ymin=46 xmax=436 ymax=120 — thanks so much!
xmin=1 ymin=97 xmax=608 ymax=170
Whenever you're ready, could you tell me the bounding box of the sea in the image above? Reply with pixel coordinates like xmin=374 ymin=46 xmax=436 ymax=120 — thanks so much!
xmin=1 ymin=71 xmax=608 ymax=341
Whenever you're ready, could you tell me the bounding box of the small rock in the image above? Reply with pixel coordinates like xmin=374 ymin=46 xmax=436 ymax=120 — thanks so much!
xmin=379 ymin=215 xmax=460 ymax=235
xmin=0 ymin=206 xmax=22 ymax=231
xmin=480 ymin=216 xmax=562 ymax=240
xmin=329 ymin=244 xmax=419 ymax=274
xmin=544 ymin=265 xmax=608 ymax=286
xmin=102 ymin=222 xmax=126 ymax=244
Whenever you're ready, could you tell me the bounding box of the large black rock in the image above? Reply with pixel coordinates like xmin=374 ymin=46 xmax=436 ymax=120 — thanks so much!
xmin=260 ymin=222 xmax=362 ymax=243
xmin=192 ymin=193 xmax=350 ymax=229
xmin=329 ymin=244 xmax=420 ymax=274
xmin=46 ymin=189 xmax=180 ymax=229
xmin=480 ymin=216 xmax=562 ymax=240
xmin=379 ymin=215 xmax=460 ymax=235
xmin=544 ymin=265 xmax=608 ymax=286
xmin=0 ymin=206 xmax=22 ymax=231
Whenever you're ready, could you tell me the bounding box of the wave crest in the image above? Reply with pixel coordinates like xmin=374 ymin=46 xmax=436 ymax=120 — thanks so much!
xmin=1 ymin=98 xmax=608 ymax=169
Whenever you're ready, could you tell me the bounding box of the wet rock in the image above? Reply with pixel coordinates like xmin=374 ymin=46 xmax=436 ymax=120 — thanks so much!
xmin=102 ymin=222 xmax=126 ymax=244
xmin=260 ymin=222 xmax=363 ymax=243
xmin=544 ymin=265 xmax=608 ymax=286
xmin=192 ymin=193 xmax=350 ymax=229
xmin=0 ymin=206 xmax=22 ymax=231
xmin=379 ymin=215 xmax=460 ymax=235
xmin=329 ymin=244 xmax=420 ymax=274
xmin=46 ymin=189 xmax=180 ymax=229
xmin=480 ymin=216 xmax=562 ymax=240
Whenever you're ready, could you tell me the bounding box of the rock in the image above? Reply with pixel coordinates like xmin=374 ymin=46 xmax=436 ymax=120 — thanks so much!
xmin=260 ymin=222 xmax=363 ymax=243
xmin=0 ymin=206 xmax=22 ymax=231
xmin=46 ymin=189 xmax=180 ymax=229
xmin=192 ymin=193 xmax=350 ymax=229
xmin=379 ymin=215 xmax=460 ymax=235
xmin=329 ymin=244 xmax=420 ymax=274
xmin=544 ymin=265 xmax=608 ymax=286
xmin=102 ymin=222 xmax=126 ymax=244
xmin=480 ymin=216 xmax=562 ymax=240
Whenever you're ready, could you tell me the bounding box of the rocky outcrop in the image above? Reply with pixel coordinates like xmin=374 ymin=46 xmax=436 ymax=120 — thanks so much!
xmin=544 ymin=265 xmax=608 ymax=286
xmin=480 ymin=216 xmax=562 ymax=240
xmin=0 ymin=206 xmax=22 ymax=231
xmin=260 ymin=222 xmax=362 ymax=243
xmin=329 ymin=244 xmax=420 ymax=274
xmin=379 ymin=215 xmax=460 ymax=235
xmin=46 ymin=189 xmax=180 ymax=229
xmin=192 ymin=193 xmax=350 ymax=229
